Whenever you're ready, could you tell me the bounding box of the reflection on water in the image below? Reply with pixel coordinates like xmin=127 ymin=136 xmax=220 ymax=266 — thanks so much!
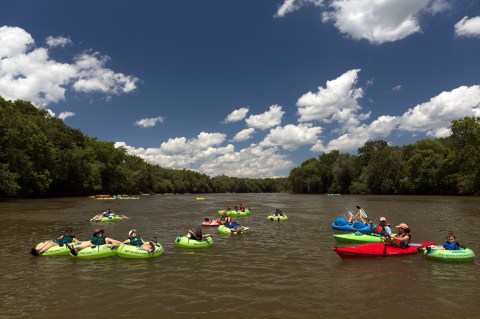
xmin=0 ymin=194 xmax=479 ymax=319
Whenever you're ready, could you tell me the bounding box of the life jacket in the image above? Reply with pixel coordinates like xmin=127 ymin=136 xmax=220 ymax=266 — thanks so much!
xmin=374 ymin=225 xmax=389 ymax=236
xmin=129 ymin=236 xmax=143 ymax=247
xmin=220 ymin=215 xmax=226 ymax=221
xmin=391 ymin=233 xmax=411 ymax=248
xmin=59 ymin=234 xmax=75 ymax=245
xmin=443 ymin=241 xmax=460 ymax=250
xmin=91 ymin=236 xmax=107 ymax=246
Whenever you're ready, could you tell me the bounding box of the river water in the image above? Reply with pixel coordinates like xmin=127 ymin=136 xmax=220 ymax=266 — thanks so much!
xmin=0 ymin=194 xmax=478 ymax=319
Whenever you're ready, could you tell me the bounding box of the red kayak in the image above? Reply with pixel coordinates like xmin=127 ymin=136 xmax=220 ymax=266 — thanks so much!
xmin=202 ymin=220 xmax=222 ymax=227
xmin=333 ymin=242 xmax=435 ymax=258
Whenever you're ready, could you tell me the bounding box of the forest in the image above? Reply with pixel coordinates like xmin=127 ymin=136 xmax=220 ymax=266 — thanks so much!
xmin=1 ymin=96 xmax=479 ymax=197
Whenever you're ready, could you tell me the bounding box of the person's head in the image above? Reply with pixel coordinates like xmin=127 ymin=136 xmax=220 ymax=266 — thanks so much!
xmin=379 ymin=217 xmax=387 ymax=224
xmin=395 ymin=223 xmax=409 ymax=233
xmin=128 ymin=229 xmax=137 ymax=238
xmin=276 ymin=208 xmax=280 ymax=212
xmin=93 ymin=229 xmax=105 ymax=237
xmin=446 ymin=233 xmax=456 ymax=242
xmin=64 ymin=227 xmax=73 ymax=234
xmin=221 ymin=211 xmax=226 ymax=216
xmin=195 ymin=228 xmax=202 ymax=238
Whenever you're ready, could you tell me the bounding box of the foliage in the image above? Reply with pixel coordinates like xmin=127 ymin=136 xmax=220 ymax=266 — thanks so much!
xmin=0 ymin=97 xmax=289 ymax=198
xmin=289 ymin=117 xmax=480 ymax=195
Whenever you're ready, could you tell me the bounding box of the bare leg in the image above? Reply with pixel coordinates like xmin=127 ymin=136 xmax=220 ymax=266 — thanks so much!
xmin=37 ymin=241 xmax=59 ymax=254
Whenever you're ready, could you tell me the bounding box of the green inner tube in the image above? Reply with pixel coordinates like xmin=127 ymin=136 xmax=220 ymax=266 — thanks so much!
xmin=117 ymin=243 xmax=164 ymax=258
xmin=73 ymin=245 xmax=117 ymax=259
xmin=98 ymin=216 xmax=123 ymax=222
xmin=175 ymin=236 xmax=213 ymax=249
xmin=217 ymin=209 xmax=251 ymax=217
xmin=267 ymin=214 xmax=288 ymax=221
xmin=217 ymin=225 xmax=248 ymax=235
xmin=35 ymin=242 xmax=79 ymax=256
xmin=424 ymin=248 xmax=476 ymax=262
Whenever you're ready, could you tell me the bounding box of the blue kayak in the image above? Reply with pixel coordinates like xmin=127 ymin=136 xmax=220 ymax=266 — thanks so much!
xmin=331 ymin=218 xmax=375 ymax=234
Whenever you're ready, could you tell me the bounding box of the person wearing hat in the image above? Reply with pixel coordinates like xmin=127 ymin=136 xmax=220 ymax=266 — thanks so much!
xmin=390 ymin=223 xmax=411 ymax=248
xmin=369 ymin=217 xmax=392 ymax=237
xmin=31 ymin=227 xmax=81 ymax=256
xmin=67 ymin=229 xmax=121 ymax=256
xmin=122 ymin=229 xmax=156 ymax=253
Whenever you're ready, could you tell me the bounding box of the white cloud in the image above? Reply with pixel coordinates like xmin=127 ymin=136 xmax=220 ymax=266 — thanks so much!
xmin=322 ymin=0 xmax=447 ymax=44
xmin=224 ymin=107 xmax=249 ymax=123
xmin=399 ymin=85 xmax=480 ymax=136
xmin=455 ymin=16 xmax=480 ymax=38
xmin=392 ymin=85 xmax=402 ymax=92
xmin=115 ymin=138 xmax=293 ymax=178
xmin=322 ymin=115 xmax=399 ymax=153
xmin=274 ymin=0 xmax=324 ymax=18
xmin=233 ymin=128 xmax=255 ymax=142
xmin=0 ymin=26 xmax=139 ymax=107
xmin=58 ymin=111 xmax=75 ymax=120
xmin=72 ymin=52 xmax=139 ymax=94
xmin=199 ymin=144 xmax=294 ymax=178
xmin=260 ymin=123 xmax=323 ymax=150
xmin=0 ymin=26 xmax=34 ymax=58
xmin=135 ymin=116 xmax=165 ymax=128
xmin=296 ymin=69 xmax=368 ymax=129
xmin=245 ymin=104 xmax=285 ymax=130
xmin=46 ymin=36 xmax=72 ymax=48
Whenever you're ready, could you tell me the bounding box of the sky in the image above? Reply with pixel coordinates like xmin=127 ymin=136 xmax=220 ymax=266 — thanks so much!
xmin=1 ymin=0 xmax=480 ymax=178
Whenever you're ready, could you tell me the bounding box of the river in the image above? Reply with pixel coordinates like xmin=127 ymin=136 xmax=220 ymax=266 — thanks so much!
xmin=0 ymin=194 xmax=478 ymax=319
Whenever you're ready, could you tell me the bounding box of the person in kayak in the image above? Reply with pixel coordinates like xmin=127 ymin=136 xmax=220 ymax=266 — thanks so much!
xmin=347 ymin=206 xmax=368 ymax=224
xmin=31 ymin=227 xmax=81 ymax=256
xmin=122 ymin=229 xmax=156 ymax=253
xmin=187 ymin=229 xmax=211 ymax=241
xmin=390 ymin=223 xmax=411 ymax=248
xmin=369 ymin=217 xmax=391 ymax=237
xmin=67 ymin=229 xmax=122 ymax=256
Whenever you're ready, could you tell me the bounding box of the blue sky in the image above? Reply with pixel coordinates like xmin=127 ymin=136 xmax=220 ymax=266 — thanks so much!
xmin=1 ymin=0 xmax=480 ymax=177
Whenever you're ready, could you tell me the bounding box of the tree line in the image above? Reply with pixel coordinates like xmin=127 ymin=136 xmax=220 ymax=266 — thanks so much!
xmin=0 ymin=97 xmax=288 ymax=198
xmin=289 ymin=117 xmax=480 ymax=195
xmin=1 ymin=96 xmax=479 ymax=197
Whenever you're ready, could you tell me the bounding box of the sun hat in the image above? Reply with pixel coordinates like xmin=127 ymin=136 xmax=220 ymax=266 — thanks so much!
xmin=395 ymin=223 xmax=409 ymax=229
xmin=128 ymin=229 xmax=137 ymax=237
xmin=379 ymin=217 xmax=386 ymax=222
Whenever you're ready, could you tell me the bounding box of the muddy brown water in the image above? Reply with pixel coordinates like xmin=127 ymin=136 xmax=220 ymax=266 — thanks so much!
xmin=0 ymin=194 xmax=478 ymax=319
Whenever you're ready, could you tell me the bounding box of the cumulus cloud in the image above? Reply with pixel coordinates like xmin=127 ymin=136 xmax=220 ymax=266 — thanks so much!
xmin=46 ymin=36 xmax=72 ymax=48
xmin=245 ymin=104 xmax=285 ymax=130
xmin=233 ymin=128 xmax=255 ymax=142
xmin=0 ymin=26 xmax=139 ymax=107
xmin=274 ymin=0 xmax=324 ymax=18
xmin=72 ymin=52 xmax=139 ymax=94
xmin=321 ymin=0 xmax=448 ymax=44
xmin=399 ymin=85 xmax=480 ymax=137
xmin=224 ymin=107 xmax=249 ymax=123
xmin=58 ymin=111 xmax=75 ymax=120
xmin=317 ymin=85 xmax=480 ymax=154
xmin=135 ymin=116 xmax=165 ymax=128
xmin=296 ymin=69 xmax=369 ymax=130
xmin=260 ymin=123 xmax=323 ymax=150
xmin=199 ymin=144 xmax=294 ymax=178
xmin=320 ymin=115 xmax=400 ymax=153
xmin=115 ymin=137 xmax=293 ymax=178
xmin=455 ymin=16 xmax=480 ymax=38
